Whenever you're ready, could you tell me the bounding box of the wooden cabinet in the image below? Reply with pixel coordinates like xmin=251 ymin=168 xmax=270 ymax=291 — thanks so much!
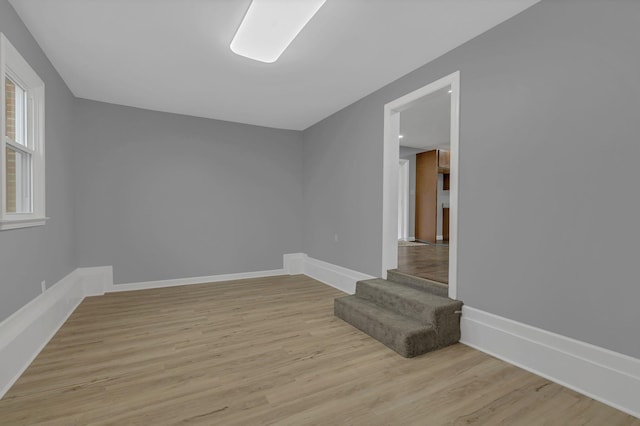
xmin=442 ymin=207 xmax=450 ymax=241
xmin=416 ymin=149 xmax=450 ymax=244
xmin=415 ymin=151 xmax=438 ymax=243
xmin=443 ymin=173 xmax=450 ymax=191
xmin=437 ymin=149 xmax=450 ymax=173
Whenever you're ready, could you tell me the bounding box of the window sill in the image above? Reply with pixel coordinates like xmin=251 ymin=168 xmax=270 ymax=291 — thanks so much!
xmin=0 ymin=217 xmax=48 ymax=231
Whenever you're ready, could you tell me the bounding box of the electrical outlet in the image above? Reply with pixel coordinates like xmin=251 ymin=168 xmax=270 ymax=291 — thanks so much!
xmin=41 ymin=281 xmax=46 ymax=293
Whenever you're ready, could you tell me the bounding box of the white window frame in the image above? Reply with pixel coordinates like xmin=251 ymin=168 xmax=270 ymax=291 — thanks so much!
xmin=0 ymin=33 xmax=46 ymax=231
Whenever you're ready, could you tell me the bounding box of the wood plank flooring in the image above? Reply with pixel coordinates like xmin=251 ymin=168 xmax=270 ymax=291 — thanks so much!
xmin=397 ymin=243 xmax=449 ymax=283
xmin=0 ymin=275 xmax=637 ymax=425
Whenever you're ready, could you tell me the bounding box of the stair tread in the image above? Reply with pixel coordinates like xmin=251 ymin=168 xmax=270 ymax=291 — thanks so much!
xmin=359 ymin=278 xmax=461 ymax=309
xmin=385 ymin=270 xmax=449 ymax=298
xmin=335 ymin=295 xmax=434 ymax=333
xmin=334 ymin=295 xmax=438 ymax=357
xmin=387 ymin=270 xmax=448 ymax=289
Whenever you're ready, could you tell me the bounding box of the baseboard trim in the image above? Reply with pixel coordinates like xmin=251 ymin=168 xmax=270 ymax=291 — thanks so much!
xmin=0 ymin=267 xmax=109 ymax=399
xmin=285 ymin=253 xmax=375 ymax=294
xmin=460 ymin=306 xmax=640 ymax=418
xmin=77 ymin=266 xmax=112 ymax=296
xmin=108 ymin=268 xmax=286 ymax=292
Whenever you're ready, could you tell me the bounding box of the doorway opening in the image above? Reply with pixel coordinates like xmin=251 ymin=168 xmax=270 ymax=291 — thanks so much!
xmin=382 ymin=71 xmax=460 ymax=299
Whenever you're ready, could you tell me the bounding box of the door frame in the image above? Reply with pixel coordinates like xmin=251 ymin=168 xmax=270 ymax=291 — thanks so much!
xmin=398 ymin=159 xmax=410 ymax=240
xmin=382 ymin=71 xmax=460 ymax=299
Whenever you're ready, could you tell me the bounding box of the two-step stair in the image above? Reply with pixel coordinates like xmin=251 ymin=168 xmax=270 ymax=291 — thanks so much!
xmin=334 ymin=270 xmax=462 ymax=358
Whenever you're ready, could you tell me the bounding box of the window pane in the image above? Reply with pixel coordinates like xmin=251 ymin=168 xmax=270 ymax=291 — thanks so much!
xmin=5 ymin=78 xmax=15 ymax=141
xmin=5 ymin=77 xmax=26 ymax=146
xmin=5 ymin=146 xmax=32 ymax=213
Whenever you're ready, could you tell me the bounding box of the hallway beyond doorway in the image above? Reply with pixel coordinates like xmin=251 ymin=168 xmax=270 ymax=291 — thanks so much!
xmin=396 ymin=242 xmax=449 ymax=284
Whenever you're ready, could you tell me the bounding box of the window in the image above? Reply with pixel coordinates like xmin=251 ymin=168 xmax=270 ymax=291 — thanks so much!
xmin=1 ymin=33 xmax=45 ymax=230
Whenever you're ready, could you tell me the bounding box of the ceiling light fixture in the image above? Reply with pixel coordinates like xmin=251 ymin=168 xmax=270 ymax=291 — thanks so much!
xmin=399 ymin=134 xmax=404 ymax=139
xmin=448 ymin=89 xmax=452 ymax=93
xmin=230 ymin=0 xmax=327 ymax=63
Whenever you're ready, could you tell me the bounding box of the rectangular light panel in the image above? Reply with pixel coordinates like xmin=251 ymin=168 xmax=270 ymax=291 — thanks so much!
xmin=230 ymin=0 xmax=327 ymax=63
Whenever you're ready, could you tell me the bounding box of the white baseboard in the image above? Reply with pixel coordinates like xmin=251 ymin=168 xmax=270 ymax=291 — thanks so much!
xmin=0 ymin=267 xmax=110 ymax=399
xmin=109 ymin=268 xmax=286 ymax=292
xmin=283 ymin=253 xmax=306 ymax=275
xmin=77 ymin=266 xmax=112 ymax=296
xmin=436 ymin=235 xmax=443 ymax=241
xmin=461 ymin=306 xmax=640 ymax=419
xmin=285 ymin=253 xmax=375 ymax=294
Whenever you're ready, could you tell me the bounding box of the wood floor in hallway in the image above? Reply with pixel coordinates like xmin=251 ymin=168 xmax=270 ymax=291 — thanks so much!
xmin=0 ymin=275 xmax=637 ymax=425
xmin=397 ymin=242 xmax=449 ymax=283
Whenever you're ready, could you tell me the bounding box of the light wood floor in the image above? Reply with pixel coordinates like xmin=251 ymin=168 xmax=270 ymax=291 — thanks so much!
xmin=398 ymin=243 xmax=449 ymax=283
xmin=0 ymin=275 xmax=637 ymax=425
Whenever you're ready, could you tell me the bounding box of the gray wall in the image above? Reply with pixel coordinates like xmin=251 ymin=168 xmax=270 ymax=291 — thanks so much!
xmin=302 ymin=99 xmax=382 ymax=274
xmin=0 ymin=1 xmax=77 ymax=321
xmin=73 ymin=99 xmax=303 ymax=285
xmin=302 ymin=0 xmax=640 ymax=358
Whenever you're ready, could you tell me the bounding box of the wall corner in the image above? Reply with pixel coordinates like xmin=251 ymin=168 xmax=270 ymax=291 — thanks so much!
xmin=77 ymin=266 xmax=113 ymax=296
xmin=283 ymin=253 xmax=306 ymax=275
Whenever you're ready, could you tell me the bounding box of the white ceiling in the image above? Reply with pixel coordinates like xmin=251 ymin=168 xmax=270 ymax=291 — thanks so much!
xmin=400 ymin=86 xmax=451 ymax=150
xmin=9 ymin=0 xmax=539 ymax=130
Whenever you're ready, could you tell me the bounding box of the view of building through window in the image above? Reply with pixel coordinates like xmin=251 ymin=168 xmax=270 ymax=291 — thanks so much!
xmin=5 ymin=76 xmax=30 ymax=214
xmin=5 ymin=77 xmax=16 ymax=213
